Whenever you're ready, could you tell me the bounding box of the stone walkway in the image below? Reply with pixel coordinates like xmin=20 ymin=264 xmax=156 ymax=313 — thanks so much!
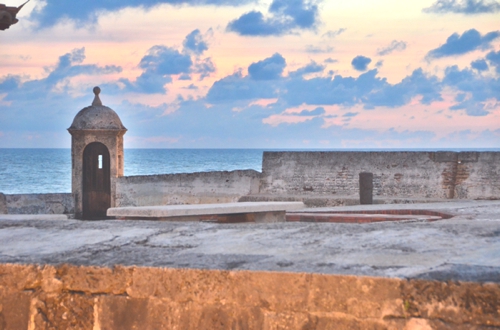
xmin=0 ymin=200 xmax=499 ymax=282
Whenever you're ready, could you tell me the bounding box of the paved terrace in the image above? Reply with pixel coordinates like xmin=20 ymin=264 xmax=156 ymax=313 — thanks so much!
xmin=0 ymin=200 xmax=499 ymax=283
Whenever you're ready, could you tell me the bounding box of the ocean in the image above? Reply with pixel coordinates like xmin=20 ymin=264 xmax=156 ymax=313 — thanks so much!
xmin=0 ymin=149 xmax=265 ymax=194
xmin=1 ymin=148 xmax=498 ymax=194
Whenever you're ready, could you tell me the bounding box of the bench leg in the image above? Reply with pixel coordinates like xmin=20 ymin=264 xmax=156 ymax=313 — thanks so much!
xmin=254 ymin=211 xmax=286 ymax=223
xmin=208 ymin=211 xmax=287 ymax=223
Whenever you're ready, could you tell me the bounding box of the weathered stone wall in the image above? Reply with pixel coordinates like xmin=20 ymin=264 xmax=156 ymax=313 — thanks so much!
xmin=259 ymin=151 xmax=500 ymax=200
xmin=116 ymin=170 xmax=261 ymax=207
xmin=0 ymin=193 xmax=7 ymax=214
xmin=454 ymin=152 xmax=500 ymax=199
xmin=69 ymin=130 xmax=125 ymax=219
xmin=0 ymin=263 xmax=498 ymax=329
xmin=4 ymin=193 xmax=73 ymax=214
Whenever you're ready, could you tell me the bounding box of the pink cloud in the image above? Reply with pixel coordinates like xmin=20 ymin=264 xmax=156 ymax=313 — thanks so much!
xmin=331 ymin=91 xmax=500 ymax=139
xmin=249 ymin=98 xmax=278 ymax=107
xmin=262 ymin=114 xmax=313 ymax=126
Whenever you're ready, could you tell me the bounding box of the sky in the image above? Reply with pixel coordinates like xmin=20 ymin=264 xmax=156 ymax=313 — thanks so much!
xmin=0 ymin=0 xmax=499 ymax=149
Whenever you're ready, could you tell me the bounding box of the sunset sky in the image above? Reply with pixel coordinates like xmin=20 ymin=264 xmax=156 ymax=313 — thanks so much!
xmin=0 ymin=0 xmax=499 ymax=148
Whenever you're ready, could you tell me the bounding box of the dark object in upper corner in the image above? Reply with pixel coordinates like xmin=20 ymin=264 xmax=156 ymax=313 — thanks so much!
xmin=0 ymin=0 xmax=29 ymax=31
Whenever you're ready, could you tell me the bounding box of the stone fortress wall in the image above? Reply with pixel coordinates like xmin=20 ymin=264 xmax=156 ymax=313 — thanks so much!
xmin=258 ymin=151 xmax=500 ymax=200
xmin=114 ymin=170 xmax=261 ymax=207
xmin=115 ymin=151 xmax=500 ymax=208
xmin=2 ymin=151 xmax=499 ymax=213
xmin=0 ymin=193 xmax=73 ymax=215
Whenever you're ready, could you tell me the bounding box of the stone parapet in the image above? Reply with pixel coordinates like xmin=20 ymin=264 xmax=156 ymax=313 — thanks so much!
xmin=0 ymin=264 xmax=498 ymax=329
xmin=116 ymin=170 xmax=261 ymax=207
xmin=259 ymin=151 xmax=500 ymax=200
xmin=4 ymin=193 xmax=73 ymax=214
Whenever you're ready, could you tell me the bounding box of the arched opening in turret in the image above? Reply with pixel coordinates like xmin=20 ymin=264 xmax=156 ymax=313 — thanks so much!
xmin=82 ymin=142 xmax=111 ymax=220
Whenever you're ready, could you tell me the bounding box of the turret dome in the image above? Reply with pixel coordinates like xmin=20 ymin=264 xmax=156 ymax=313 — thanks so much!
xmin=69 ymin=87 xmax=126 ymax=131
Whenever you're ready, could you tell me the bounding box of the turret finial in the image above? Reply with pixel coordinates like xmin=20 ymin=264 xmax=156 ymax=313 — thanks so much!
xmin=92 ymin=86 xmax=102 ymax=106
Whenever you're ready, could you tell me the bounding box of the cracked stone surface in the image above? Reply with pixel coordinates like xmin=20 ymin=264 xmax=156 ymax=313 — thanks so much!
xmin=0 ymin=200 xmax=499 ymax=283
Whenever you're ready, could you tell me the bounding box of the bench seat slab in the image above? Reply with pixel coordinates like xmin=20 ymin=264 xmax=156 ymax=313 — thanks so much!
xmin=107 ymin=202 xmax=305 ymax=223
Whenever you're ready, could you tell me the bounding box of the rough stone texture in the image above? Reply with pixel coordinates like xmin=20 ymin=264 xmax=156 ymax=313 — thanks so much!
xmin=0 ymin=193 xmax=7 ymax=214
xmin=5 ymin=193 xmax=73 ymax=214
xmin=259 ymin=151 xmax=500 ymax=200
xmin=454 ymin=152 xmax=500 ymax=199
xmin=0 ymin=264 xmax=498 ymax=329
xmin=116 ymin=170 xmax=261 ymax=207
xmin=0 ymin=201 xmax=499 ymax=281
xmin=0 ymin=288 xmax=31 ymax=330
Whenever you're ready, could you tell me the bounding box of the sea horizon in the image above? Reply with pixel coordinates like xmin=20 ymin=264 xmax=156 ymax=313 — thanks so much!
xmin=2 ymin=147 xmax=500 ymax=150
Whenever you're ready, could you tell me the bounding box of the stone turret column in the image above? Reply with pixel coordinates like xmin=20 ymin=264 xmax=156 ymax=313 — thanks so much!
xmin=68 ymin=87 xmax=127 ymax=219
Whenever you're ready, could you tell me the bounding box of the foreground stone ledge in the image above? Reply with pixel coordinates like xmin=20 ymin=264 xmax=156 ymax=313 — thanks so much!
xmin=0 ymin=263 xmax=498 ymax=329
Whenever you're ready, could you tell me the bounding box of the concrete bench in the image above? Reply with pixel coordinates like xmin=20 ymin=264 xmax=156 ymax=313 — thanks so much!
xmin=107 ymin=201 xmax=305 ymax=223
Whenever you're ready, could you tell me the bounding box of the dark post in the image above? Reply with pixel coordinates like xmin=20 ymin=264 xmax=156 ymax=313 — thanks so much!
xmin=359 ymin=172 xmax=373 ymax=205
